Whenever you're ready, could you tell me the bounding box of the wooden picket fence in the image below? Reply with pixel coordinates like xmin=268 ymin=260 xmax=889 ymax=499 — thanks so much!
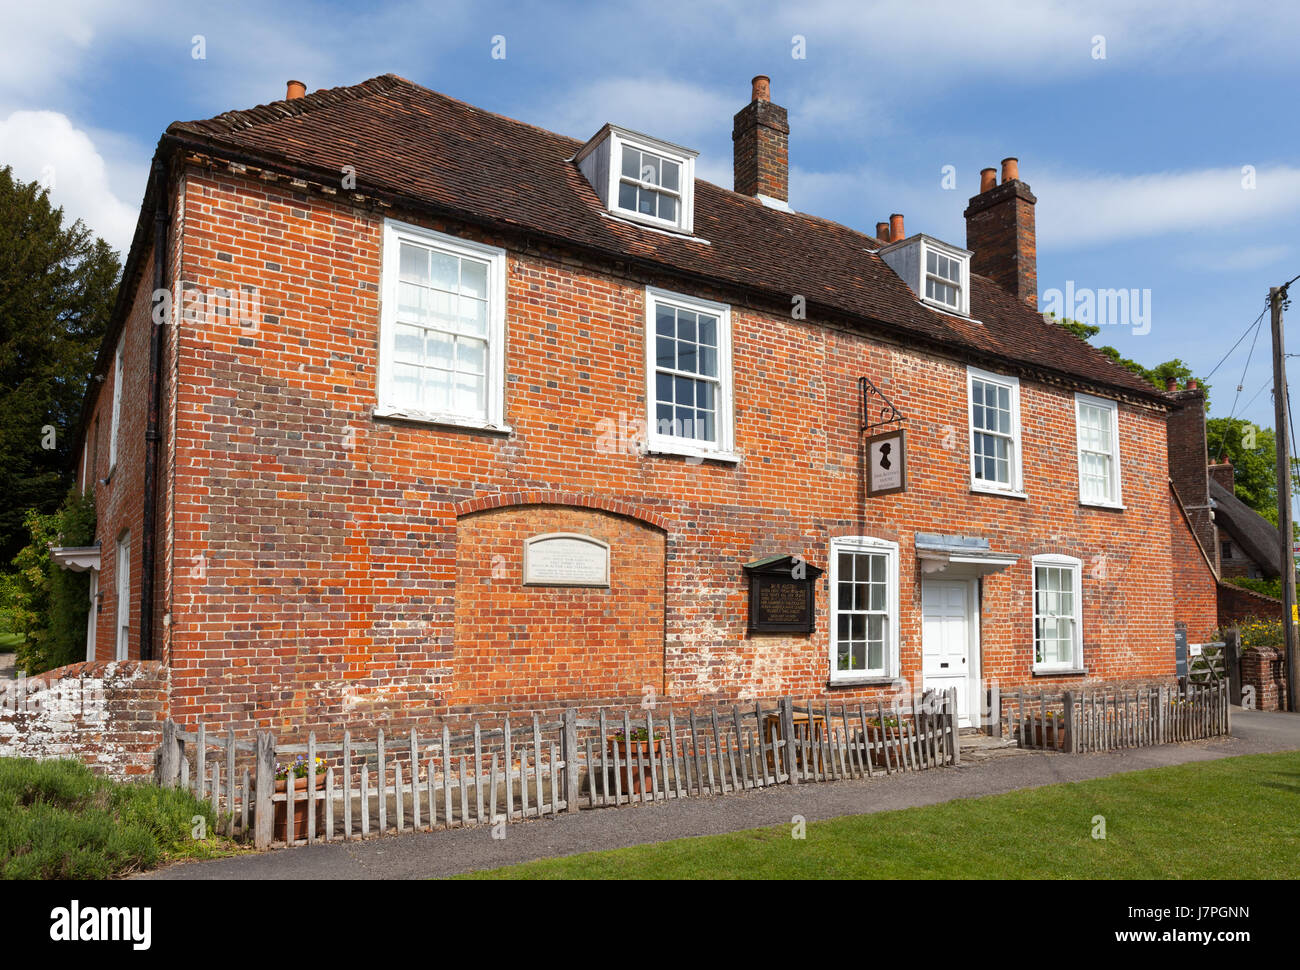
xmin=155 ymin=690 xmax=960 ymax=849
xmin=991 ymin=681 xmax=1230 ymax=753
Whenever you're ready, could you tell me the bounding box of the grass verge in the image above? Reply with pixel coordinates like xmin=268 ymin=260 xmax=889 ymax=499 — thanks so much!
xmin=0 ymin=757 xmax=247 ymax=879
xmin=459 ymin=751 xmax=1300 ymax=879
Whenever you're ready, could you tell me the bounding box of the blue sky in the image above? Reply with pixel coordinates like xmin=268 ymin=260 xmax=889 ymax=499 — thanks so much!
xmin=3 ymin=0 xmax=1299 ymax=436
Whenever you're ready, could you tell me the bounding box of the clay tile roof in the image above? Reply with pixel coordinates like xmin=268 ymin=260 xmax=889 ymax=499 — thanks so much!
xmin=167 ymin=74 xmax=1165 ymax=404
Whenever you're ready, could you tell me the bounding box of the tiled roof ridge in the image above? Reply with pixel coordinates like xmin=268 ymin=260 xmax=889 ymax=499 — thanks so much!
xmin=172 ymin=73 xmax=409 ymax=135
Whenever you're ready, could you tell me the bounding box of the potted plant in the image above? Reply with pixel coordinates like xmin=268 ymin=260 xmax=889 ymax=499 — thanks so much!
xmin=862 ymin=714 xmax=909 ymax=768
xmin=274 ymin=755 xmax=327 ymax=841
xmin=608 ymin=727 xmax=663 ymax=795
xmin=1026 ymin=710 xmax=1066 ymax=749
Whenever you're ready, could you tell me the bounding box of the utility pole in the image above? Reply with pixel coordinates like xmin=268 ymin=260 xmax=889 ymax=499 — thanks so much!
xmin=1269 ymin=285 xmax=1299 ymax=712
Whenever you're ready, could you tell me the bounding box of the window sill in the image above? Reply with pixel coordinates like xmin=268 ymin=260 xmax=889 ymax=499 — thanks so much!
xmin=1032 ymin=666 xmax=1087 ymax=677
xmin=371 ymin=407 xmax=513 ymax=436
xmin=970 ymin=484 xmax=1027 ymax=500
xmin=828 ymin=676 xmax=899 ymax=688
xmin=645 ymin=442 xmax=742 ymax=465
xmin=600 ymin=210 xmax=704 ymax=242
xmin=1079 ymin=500 xmax=1125 ymax=511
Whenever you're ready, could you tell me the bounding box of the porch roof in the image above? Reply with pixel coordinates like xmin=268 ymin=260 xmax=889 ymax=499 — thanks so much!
xmin=915 ymin=533 xmax=1018 ymax=576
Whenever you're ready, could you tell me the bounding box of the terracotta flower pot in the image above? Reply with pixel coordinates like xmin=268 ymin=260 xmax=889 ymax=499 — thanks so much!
xmin=274 ymin=772 xmax=326 ymax=841
xmin=1027 ymin=721 xmax=1066 ymax=749
xmin=608 ymin=738 xmax=662 ymax=795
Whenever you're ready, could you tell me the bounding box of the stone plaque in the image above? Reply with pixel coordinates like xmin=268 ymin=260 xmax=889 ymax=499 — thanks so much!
xmin=743 ymin=555 xmax=824 ymax=634
xmin=523 ymin=533 xmax=610 ymax=587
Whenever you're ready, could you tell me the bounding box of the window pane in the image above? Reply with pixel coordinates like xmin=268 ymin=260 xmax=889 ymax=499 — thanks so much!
xmin=426 ymin=331 xmax=454 ymax=370
xmin=430 ymin=250 xmax=458 ymax=292
xmin=459 ymin=296 xmax=487 ymax=336
xmin=424 ymin=368 xmax=451 ymax=413
xmin=655 ymin=372 xmax=672 ymax=404
xmin=639 ymin=153 xmax=660 ymax=185
xmin=658 ymin=194 xmax=677 ymax=223
xmin=637 ymin=187 xmax=655 ymax=216
xmin=621 ymin=148 xmax=640 ymax=179
xmin=677 ymin=341 xmax=697 ymax=374
xmin=397 ymin=282 xmax=426 ymax=323
xmin=457 ymin=337 xmax=486 ymax=376
xmin=661 ymin=159 xmax=680 ymax=191
xmin=697 ymin=315 xmax=717 ymax=346
xmin=392 ymin=363 xmax=421 ymax=408
xmin=394 ymin=324 xmax=423 ymax=363
xmin=454 ymin=372 xmax=485 ymax=417
xmin=618 ymin=181 xmax=637 ymax=211
xmin=460 ymin=259 xmax=488 ymax=299
xmin=656 ymin=336 xmax=675 ymax=369
xmin=656 ymin=305 xmax=675 ymax=336
xmin=429 ymin=290 xmax=457 ymax=330
xmin=400 ymin=244 xmax=428 ymax=283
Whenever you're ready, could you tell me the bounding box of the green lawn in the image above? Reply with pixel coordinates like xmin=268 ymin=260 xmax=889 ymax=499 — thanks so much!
xmin=460 ymin=751 xmax=1300 ymax=879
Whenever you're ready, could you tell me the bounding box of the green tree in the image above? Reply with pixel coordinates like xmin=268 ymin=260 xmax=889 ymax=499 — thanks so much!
xmin=0 ymin=165 xmax=119 ymax=565
xmin=1205 ymin=417 xmax=1284 ymax=522
xmin=9 ymin=488 xmax=96 ymax=674
xmin=1052 ymin=316 xmax=1206 ymax=400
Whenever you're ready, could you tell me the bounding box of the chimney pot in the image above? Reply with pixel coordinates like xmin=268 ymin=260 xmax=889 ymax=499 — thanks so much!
xmin=286 ymin=79 xmax=306 ymax=100
xmin=966 ymin=157 xmax=1036 ymax=306
xmin=876 ymin=221 xmax=890 ymax=241
xmin=1187 ymin=378 xmax=1199 ymax=390
xmin=980 ymin=167 xmax=997 ymax=193
xmin=1166 ymin=377 xmax=1178 ymax=392
xmin=889 ymin=213 xmax=905 ymax=242
xmin=732 ymin=73 xmax=789 ymax=203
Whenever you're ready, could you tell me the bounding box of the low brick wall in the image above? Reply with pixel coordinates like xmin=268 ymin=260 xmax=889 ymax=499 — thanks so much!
xmin=1217 ymin=581 xmax=1284 ymax=627
xmin=0 ymin=660 xmax=169 ymax=779
xmin=1240 ymin=646 xmax=1289 ymax=712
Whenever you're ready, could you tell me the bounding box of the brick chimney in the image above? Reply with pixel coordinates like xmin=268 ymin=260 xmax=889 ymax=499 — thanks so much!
xmin=1208 ymin=460 xmax=1235 ymax=495
xmin=733 ymin=75 xmax=789 ymax=203
xmin=1167 ymin=384 xmax=1219 ymax=570
xmin=964 ymin=157 xmax=1037 ymax=306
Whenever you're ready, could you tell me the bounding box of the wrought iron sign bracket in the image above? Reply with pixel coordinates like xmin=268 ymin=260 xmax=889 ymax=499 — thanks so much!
xmin=859 ymin=376 xmax=906 ymax=433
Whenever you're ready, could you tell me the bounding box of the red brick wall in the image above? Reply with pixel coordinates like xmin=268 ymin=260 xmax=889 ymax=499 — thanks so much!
xmin=1166 ymin=389 xmax=1217 ymax=570
xmin=138 ymin=162 xmax=1181 ymax=740
xmin=1218 ymin=580 xmax=1284 ymax=626
xmin=1169 ymin=485 xmax=1219 ymax=641
xmin=452 ymin=503 xmax=666 ymax=712
xmin=1240 ymin=645 xmax=1289 ymax=712
xmin=0 ymin=661 xmax=168 ymax=778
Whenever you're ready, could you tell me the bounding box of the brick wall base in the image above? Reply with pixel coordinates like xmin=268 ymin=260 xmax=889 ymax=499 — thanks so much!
xmin=1240 ymin=646 xmax=1289 ymax=712
xmin=0 ymin=661 xmax=169 ymax=779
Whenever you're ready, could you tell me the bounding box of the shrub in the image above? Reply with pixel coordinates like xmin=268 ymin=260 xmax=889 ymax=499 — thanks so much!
xmin=1213 ymin=616 xmax=1284 ymax=652
xmin=7 ymin=488 xmax=95 ymax=675
xmin=1223 ymin=576 xmax=1283 ymax=600
xmin=0 ymin=757 xmax=221 ymax=879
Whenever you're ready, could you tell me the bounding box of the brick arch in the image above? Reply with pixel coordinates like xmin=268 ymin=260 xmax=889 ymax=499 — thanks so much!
xmin=455 ymin=491 xmax=673 ymax=533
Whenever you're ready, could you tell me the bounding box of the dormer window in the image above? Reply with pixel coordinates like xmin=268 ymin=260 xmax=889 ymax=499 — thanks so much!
xmin=576 ymin=125 xmax=697 ymax=235
xmin=880 ymin=234 xmax=971 ymax=317
xmin=619 ymin=146 xmax=680 ymax=223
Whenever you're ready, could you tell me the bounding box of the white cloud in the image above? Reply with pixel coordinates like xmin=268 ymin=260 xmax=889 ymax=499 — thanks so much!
xmin=1036 ymin=165 xmax=1300 ymax=249
xmin=528 ymin=77 xmax=736 ymax=147
xmin=0 ymin=110 xmax=138 ymax=255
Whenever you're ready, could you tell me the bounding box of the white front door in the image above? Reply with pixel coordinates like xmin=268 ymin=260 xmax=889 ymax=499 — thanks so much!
xmin=922 ymin=579 xmax=974 ymax=725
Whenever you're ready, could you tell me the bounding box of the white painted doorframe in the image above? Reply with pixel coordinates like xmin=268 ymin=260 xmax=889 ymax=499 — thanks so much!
xmin=921 ymin=576 xmax=981 ymax=727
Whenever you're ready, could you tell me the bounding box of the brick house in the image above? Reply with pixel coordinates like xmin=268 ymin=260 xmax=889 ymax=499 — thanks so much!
xmin=54 ymin=73 xmax=1193 ymax=743
xmin=1164 ymin=383 xmax=1286 ymax=628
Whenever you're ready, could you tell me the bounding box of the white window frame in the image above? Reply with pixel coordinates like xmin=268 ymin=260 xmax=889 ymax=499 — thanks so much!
xmin=644 ymin=286 xmax=737 ymax=461
xmin=967 ymin=366 xmax=1024 ymax=496
xmin=920 ymin=238 xmax=969 ymax=316
xmin=115 ymin=533 xmax=130 ymax=661
xmin=109 ymin=334 xmax=124 ymax=472
xmin=1031 ymin=554 xmax=1083 ymax=673
xmin=1074 ymin=392 xmax=1123 ymax=508
xmin=829 ymin=536 xmax=900 ymax=684
xmin=608 ymin=129 xmax=696 ymax=235
xmin=376 ymin=219 xmax=509 ymax=432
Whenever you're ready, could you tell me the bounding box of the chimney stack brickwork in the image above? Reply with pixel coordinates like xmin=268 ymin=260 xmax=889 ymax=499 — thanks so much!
xmin=1167 ymin=387 xmax=1220 ymax=572
xmin=733 ymin=75 xmax=789 ymax=202
xmin=1208 ymin=461 xmax=1235 ymax=495
xmin=964 ymin=160 xmax=1038 ymax=307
